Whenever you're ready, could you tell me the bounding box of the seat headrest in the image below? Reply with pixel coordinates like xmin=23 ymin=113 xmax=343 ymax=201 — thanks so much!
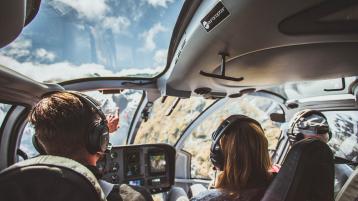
xmin=262 ymin=138 xmax=334 ymax=201
xmin=0 ymin=155 xmax=107 ymax=201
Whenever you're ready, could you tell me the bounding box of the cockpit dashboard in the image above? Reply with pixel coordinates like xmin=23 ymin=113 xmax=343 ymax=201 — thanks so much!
xmin=97 ymin=144 xmax=175 ymax=193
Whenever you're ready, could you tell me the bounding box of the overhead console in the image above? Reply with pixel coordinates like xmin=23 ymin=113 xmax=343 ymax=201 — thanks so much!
xmin=97 ymin=144 xmax=176 ymax=194
xmin=164 ymin=0 xmax=358 ymax=96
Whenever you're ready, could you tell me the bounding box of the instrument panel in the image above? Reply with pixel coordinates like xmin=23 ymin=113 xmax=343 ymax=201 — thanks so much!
xmin=97 ymin=144 xmax=176 ymax=193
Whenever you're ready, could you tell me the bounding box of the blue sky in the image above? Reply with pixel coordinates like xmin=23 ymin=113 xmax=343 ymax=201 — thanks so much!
xmin=0 ymin=0 xmax=184 ymax=82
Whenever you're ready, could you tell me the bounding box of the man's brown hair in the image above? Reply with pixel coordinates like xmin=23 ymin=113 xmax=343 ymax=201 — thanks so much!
xmin=29 ymin=92 xmax=98 ymax=157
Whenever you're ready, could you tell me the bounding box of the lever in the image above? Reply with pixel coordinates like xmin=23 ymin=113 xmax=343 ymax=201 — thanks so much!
xmin=200 ymin=53 xmax=244 ymax=82
xmin=324 ymin=78 xmax=345 ymax=92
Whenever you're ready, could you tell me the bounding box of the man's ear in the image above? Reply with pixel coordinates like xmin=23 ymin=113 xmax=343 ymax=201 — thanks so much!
xmin=95 ymin=152 xmax=105 ymax=160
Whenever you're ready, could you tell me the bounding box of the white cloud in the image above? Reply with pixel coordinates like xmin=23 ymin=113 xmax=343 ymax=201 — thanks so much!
xmin=51 ymin=0 xmax=131 ymax=34
xmin=102 ymin=16 xmax=131 ymax=34
xmin=2 ymin=38 xmax=57 ymax=63
xmin=139 ymin=23 xmax=167 ymax=52
xmin=154 ymin=49 xmax=167 ymax=66
xmin=0 ymin=54 xmax=162 ymax=83
xmin=123 ymin=0 xmax=145 ymax=22
xmin=53 ymin=0 xmax=109 ymax=21
xmin=34 ymin=48 xmax=56 ymax=62
xmin=147 ymin=0 xmax=174 ymax=8
xmin=3 ymin=39 xmax=32 ymax=58
xmin=132 ymin=10 xmax=144 ymax=22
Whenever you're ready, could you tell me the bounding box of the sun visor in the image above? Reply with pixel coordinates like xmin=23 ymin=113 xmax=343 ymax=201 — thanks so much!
xmin=0 ymin=0 xmax=41 ymax=48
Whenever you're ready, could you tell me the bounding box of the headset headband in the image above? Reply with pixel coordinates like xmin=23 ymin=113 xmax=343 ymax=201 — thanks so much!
xmin=212 ymin=115 xmax=263 ymax=143
xmin=66 ymin=91 xmax=108 ymax=123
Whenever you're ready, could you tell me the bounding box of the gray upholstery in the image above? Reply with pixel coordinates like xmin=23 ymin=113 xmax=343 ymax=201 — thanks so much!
xmin=334 ymin=164 xmax=354 ymax=197
xmin=335 ymin=167 xmax=358 ymax=201
xmin=0 ymin=155 xmax=106 ymax=201
xmin=167 ymin=187 xmax=189 ymax=201
xmin=190 ymin=184 xmax=207 ymax=197
xmin=262 ymin=138 xmax=334 ymax=201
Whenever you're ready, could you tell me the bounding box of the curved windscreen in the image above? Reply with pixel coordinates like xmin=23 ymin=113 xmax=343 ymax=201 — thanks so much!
xmin=0 ymin=0 xmax=184 ymax=83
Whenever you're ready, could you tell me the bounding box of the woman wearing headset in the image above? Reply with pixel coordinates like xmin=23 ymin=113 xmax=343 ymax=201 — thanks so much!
xmin=191 ymin=115 xmax=275 ymax=201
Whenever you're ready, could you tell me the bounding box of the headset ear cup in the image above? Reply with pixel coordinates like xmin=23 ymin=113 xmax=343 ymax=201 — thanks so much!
xmin=86 ymin=120 xmax=109 ymax=154
xmin=86 ymin=123 xmax=98 ymax=154
xmin=216 ymin=151 xmax=224 ymax=171
xmin=32 ymin=135 xmax=46 ymax=155
xmin=328 ymin=131 xmax=332 ymax=140
xmin=97 ymin=121 xmax=109 ymax=152
xmin=210 ymin=143 xmax=224 ymax=171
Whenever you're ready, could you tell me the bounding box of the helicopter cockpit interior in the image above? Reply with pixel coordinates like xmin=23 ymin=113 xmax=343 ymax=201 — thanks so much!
xmin=1 ymin=0 xmax=358 ymax=201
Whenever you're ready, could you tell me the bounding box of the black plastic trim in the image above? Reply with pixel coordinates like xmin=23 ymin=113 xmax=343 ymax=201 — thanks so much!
xmin=0 ymin=106 xmax=16 ymax=147
xmin=126 ymin=91 xmax=147 ymax=144
xmin=7 ymin=107 xmax=30 ymax=166
xmin=24 ymin=0 xmax=42 ymax=26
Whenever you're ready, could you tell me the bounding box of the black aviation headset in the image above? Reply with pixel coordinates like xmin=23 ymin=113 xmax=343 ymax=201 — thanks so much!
xmin=210 ymin=115 xmax=264 ymax=171
xmin=32 ymin=91 xmax=110 ymax=155
xmin=287 ymin=109 xmax=332 ymax=145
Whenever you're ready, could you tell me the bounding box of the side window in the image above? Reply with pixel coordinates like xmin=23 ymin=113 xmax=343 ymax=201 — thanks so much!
xmin=182 ymin=95 xmax=283 ymax=180
xmin=20 ymin=123 xmax=38 ymax=157
xmin=324 ymin=111 xmax=358 ymax=161
xmin=134 ymin=96 xmax=214 ymax=145
xmin=19 ymin=90 xmax=144 ymax=157
xmin=0 ymin=103 xmax=12 ymax=126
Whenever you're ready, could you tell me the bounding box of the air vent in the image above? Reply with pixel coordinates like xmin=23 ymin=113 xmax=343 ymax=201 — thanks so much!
xmin=194 ymin=87 xmax=212 ymax=95
xmin=229 ymin=88 xmax=256 ymax=98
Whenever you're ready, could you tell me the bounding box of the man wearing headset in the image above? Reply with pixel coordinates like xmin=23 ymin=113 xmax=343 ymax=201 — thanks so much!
xmin=288 ymin=109 xmax=331 ymax=145
xmin=29 ymin=91 xmax=153 ymax=201
xmin=287 ymin=109 xmax=354 ymax=197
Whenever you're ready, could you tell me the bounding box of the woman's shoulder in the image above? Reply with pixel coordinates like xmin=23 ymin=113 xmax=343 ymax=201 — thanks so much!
xmin=190 ymin=187 xmax=266 ymax=201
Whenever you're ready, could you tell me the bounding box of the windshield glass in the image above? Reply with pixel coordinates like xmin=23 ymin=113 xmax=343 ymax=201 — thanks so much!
xmin=134 ymin=96 xmax=215 ymax=145
xmin=325 ymin=111 xmax=358 ymax=162
xmin=182 ymin=95 xmax=283 ymax=179
xmin=0 ymin=0 xmax=183 ymax=83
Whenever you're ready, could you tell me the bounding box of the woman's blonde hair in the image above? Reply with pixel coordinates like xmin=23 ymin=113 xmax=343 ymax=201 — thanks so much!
xmin=215 ymin=120 xmax=272 ymax=190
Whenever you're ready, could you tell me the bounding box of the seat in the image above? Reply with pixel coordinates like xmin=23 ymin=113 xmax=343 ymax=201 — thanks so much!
xmin=0 ymin=155 xmax=106 ymax=201
xmin=335 ymin=167 xmax=358 ymax=201
xmin=261 ymin=138 xmax=334 ymax=201
xmin=167 ymin=187 xmax=190 ymax=201
xmin=334 ymin=164 xmax=354 ymax=197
